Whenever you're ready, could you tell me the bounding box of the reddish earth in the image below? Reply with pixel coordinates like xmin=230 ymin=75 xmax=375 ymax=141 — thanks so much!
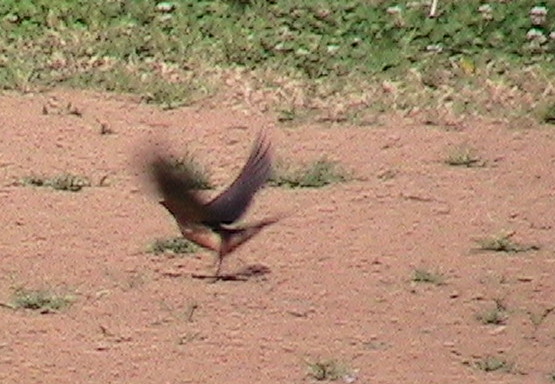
xmin=0 ymin=89 xmax=554 ymax=383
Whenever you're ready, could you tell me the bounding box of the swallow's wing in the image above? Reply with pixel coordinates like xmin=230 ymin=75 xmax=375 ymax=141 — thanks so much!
xmin=149 ymin=156 xmax=209 ymax=224
xmin=205 ymin=132 xmax=272 ymax=225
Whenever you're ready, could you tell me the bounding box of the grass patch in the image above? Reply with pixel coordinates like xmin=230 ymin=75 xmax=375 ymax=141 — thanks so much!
xmin=538 ymin=101 xmax=555 ymax=124
xmin=0 ymin=1 xmax=551 ymax=120
xmin=476 ymin=300 xmax=508 ymax=325
xmin=10 ymin=288 xmax=73 ymax=313
xmin=49 ymin=173 xmax=91 ymax=191
xmin=528 ymin=307 xmax=555 ymax=328
xmin=22 ymin=173 xmax=90 ymax=192
xmin=474 ymin=356 xmax=513 ymax=373
xmin=412 ymin=268 xmax=445 ymax=285
xmin=269 ymin=158 xmax=349 ymax=188
xmin=475 ymin=232 xmax=540 ymax=253
xmin=22 ymin=175 xmax=48 ymax=187
xmin=171 ymin=153 xmax=214 ymax=190
xmin=148 ymin=237 xmax=198 ymax=255
xmin=307 ymin=359 xmax=352 ymax=382
xmin=276 ymin=106 xmax=298 ymax=123
xmin=445 ymin=146 xmax=485 ymax=168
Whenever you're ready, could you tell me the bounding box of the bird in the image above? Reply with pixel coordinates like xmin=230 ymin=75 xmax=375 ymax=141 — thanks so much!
xmin=148 ymin=131 xmax=278 ymax=278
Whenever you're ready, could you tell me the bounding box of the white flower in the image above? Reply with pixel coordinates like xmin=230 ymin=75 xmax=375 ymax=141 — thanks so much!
xmin=478 ymin=4 xmax=492 ymax=14
xmin=407 ymin=2 xmax=422 ymax=9
xmin=530 ymin=6 xmax=548 ymax=16
xmin=526 ymin=28 xmax=547 ymax=43
xmin=426 ymin=44 xmax=443 ymax=53
xmin=530 ymin=6 xmax=548 ymax=25
xmin=478 ymin=4 xmax=493 ymax=20
xmin=386 ymin=6 xmax=402 ymax=15
xmin=274 ymin=42 xmax=286 ymax=52
xmin=155 ymin=2 xmax=176 ymax=13
xmin=327 ymin=45 xmax=340 ymax=54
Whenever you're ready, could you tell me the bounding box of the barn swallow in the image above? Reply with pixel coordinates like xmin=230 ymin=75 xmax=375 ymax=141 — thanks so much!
xmin=149 ymin=131 xmax=278 ymax=278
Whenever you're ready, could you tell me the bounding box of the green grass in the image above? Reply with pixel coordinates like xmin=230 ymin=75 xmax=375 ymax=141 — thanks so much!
xmin=412 ymin=268 xmax=445 ymax=285
xmin=10 ymin=288 xmax=73 ymax=313
xmin=148 ymin=237 xmax=199 ymax=255
xmin=0 ymin=0 xmax=552 ymax=120
xmin=22 ymin=173 xmax=90 ymax=191
xmin=475 ymin=232 xmax=540 ymax=253
xmin=306 ymin=359 xmax=352 ymax=381
xmin=269 ymin=158 xmax=349 ymax=188
xmin=474 ymin=356 xmax=513 ymax=373
xmin=445 ymin=146 xmax=485 ymax=168
xmin=538 ymin=101 xmax=555 ymax=124
xmin=528 ymin=307 xmax=555 ymax=328
xmin=476 ymin=300 xmax=508 ymax=325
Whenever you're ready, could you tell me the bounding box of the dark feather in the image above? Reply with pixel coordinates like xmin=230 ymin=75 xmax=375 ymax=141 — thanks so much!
xmin=149 ymin=156 xmax=208 ymax=223
xmin=204 ymin=131 xmax=272 ymax=225
xmin=150 ymin=131 xmax=272 ymax=227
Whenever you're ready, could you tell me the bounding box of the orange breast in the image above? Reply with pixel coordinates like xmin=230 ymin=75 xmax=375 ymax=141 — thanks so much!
xmin=177 ymin=224 xmax=221 ymax=252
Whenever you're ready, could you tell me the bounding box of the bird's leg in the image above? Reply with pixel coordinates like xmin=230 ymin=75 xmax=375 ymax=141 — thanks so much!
xmin=212 ymin=230 xmax=232 ymax=279
xmin=212 ymin=235 xmax=228 ymax=281
xmin=205 ymin=254 xmax=226 ymax=283
xmin=214 ymin=251 xmax=224 ymax=278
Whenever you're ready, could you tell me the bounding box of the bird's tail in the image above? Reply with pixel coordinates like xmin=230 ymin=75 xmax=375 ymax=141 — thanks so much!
xmin=220 ymin=216 xmax=282 ymax=257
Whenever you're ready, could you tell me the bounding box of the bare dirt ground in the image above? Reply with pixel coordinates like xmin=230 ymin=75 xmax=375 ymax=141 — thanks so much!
xmin=0 ymin=89 xmax=554 ymax=384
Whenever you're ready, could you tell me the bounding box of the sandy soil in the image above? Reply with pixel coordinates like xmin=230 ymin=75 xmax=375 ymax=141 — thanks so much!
xmin=0 ymin=89 xmax=554 ymax=383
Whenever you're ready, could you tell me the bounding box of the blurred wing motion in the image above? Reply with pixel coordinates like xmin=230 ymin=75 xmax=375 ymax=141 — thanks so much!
xmin=205 ymin=132 xmax=272 ymax=225
xmin=149 ymin=131 xmax=278 ymax=277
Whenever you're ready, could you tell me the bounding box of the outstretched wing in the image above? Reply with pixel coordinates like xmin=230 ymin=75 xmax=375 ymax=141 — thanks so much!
xmin=149 ymin=156 xmax=209 ymax=224
xmin=204 ymin=131 xmax=272 ymax=225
